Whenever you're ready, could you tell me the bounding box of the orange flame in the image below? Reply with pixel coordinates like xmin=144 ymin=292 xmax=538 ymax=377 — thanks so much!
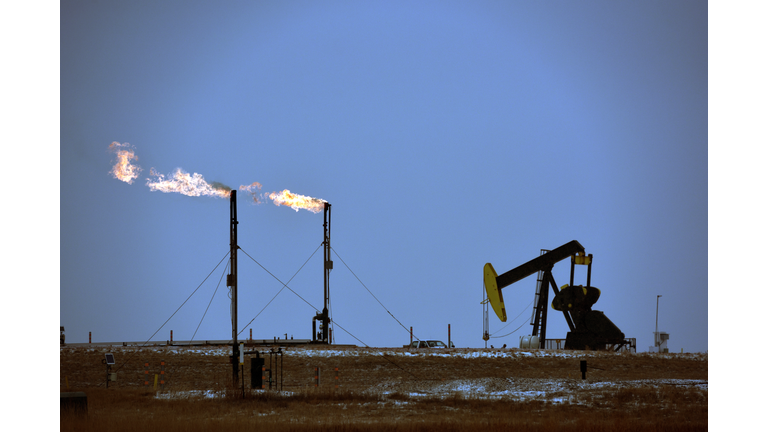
xmin=239 ymin=182 xmax=263 ymax=203
xmin=107 ymin=143 xmax=326 ymax=211
xmin=268 ymin=189 xmax=327 ymax=213
xmin=109 ymin=142 xmax=142 ymax=184
xmin=146 ymin=168 xmax=231 ymax=198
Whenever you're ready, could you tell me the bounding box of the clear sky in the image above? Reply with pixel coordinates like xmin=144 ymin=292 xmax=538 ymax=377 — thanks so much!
xmin=57 ymin=1 xmax=708 ymax=352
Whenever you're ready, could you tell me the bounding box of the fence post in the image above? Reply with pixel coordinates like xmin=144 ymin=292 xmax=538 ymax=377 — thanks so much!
xmin=160 ymin=361 xmax=165 ymax=390
xmin=334 ymin=367 xmax=339 ymax=388
xmin=144 ymin=362 xmax=150 ymax=386
xmin=89 ymin=332 xmax=92 ymax=344
xmin=315 ymin=367 xmax=320 ymax=387
xmin=261 ymin=366 xmax=266 ymax=389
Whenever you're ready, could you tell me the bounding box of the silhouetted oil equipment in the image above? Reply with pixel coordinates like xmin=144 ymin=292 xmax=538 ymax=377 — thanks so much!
xmin=228 ymin=190 xmax=240 ymax=384
xmin=249 ymin=352 xmax=265 ymax=389
xmin=245 ymin=348 xmax=283 ymax=390
xmin=483 ymin=240 xmax=628 ymax=351
xmin=312 ymin=202 xmax=332 ymax=344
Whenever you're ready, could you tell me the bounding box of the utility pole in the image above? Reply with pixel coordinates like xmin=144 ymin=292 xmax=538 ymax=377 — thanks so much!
xmin=482 ymin=284 xmax=489 ymax=348
xmin=655 ymin=295 xmax=662 ymax=352
xmin=229 ymin=190 xmax=239 ymax=384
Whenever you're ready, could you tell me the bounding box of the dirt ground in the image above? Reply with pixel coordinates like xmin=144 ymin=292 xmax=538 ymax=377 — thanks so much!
xmin=60 ymin=344 xmax=706 ymax=396
xmin=60 ymin=344 xmax=708 ymax=431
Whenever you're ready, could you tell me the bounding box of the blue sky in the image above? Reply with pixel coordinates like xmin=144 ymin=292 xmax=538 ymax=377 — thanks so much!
xmin=56 ymin=1 xmax=708 ymax=352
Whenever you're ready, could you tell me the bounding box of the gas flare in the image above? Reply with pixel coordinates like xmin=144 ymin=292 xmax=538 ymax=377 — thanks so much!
xmin=239 ymin=182 xmax=263 ymax=203
xmin=107 ymin=143 xmax=326 ymax=211
xmin=146 ymin=168 xmax=231 ymax=198
xmin=109 ymin=142 xmax=142 ymax=184
xmin=268 ymin=189 xmax=327 ymax=213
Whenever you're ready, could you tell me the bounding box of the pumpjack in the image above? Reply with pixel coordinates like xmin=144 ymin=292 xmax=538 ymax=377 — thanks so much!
xmin=484 ymin=240 xmax=628 ymax=351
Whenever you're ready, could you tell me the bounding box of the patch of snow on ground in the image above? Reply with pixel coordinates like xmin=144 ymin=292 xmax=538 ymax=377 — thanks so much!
xmin=376 ymin=377 xmax=708 ymax=403
xmin=155 ymin=389 xmax=224 ymax=399
xmin=64 ymin=345 xmax=706 ymax=363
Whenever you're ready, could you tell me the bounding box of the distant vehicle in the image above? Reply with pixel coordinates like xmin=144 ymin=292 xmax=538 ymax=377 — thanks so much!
xmin=60 ymin=326 xmax=65 ymax=345
xmin=405 ymin=340 xmax=454 ymax=349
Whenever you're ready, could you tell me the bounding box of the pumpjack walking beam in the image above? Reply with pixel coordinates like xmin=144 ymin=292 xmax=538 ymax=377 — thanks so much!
xmin=494 ymin=240 xmax=586 ymax=289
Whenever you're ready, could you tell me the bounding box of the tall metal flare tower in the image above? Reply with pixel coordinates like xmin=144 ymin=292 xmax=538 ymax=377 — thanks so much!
xmin=228 ymin=190 xmax=239 ymax=383
xmin=313 ymin=202 xmax=332 ymax=344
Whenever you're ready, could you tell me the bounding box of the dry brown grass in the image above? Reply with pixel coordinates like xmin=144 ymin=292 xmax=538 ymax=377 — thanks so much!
xmin=61 ymin=345 xmax=707 ymax=431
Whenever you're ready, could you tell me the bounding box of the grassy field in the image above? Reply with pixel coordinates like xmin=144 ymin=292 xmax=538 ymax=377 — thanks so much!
xmin=60 ymin=345 xmax=707 ymax=431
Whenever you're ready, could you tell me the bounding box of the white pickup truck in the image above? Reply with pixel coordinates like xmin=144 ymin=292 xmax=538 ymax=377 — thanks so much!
xmin=404 ymin=340 xmax=454 ymax=349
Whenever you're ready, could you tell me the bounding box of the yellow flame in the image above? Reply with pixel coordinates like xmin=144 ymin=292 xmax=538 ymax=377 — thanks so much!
xmin=107 ymin=142 xmax=326 ymax=211
xmin=239 ymin=182 xmax=263 ymax=203
xmin=146 ymin=168 xmax=231 ymax=198
xmin=109 ymin=142 xmax=142 ymax=184
xmin=268 ymin=189 xmax=326 ymax=213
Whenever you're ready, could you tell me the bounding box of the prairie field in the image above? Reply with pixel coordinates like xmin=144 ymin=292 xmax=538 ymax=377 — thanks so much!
xmin=60 ymin=344 xmax=707 ymax=431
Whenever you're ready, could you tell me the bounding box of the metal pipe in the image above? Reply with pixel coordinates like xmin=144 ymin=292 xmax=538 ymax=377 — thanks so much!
xmin=322 ymin=203 xmax=331 ymax=343
xmin=655 ymin=295 xmax=662 ymax=349
xmin=230 ymin=190 xmax=239 ymax=383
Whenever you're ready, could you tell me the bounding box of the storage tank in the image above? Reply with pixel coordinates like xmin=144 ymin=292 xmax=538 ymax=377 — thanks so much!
xmin=519 ymin=335 xmax=539 ymax=349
